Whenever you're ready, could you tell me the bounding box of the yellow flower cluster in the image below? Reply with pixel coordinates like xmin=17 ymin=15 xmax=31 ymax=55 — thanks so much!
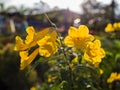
xmin=14 ymin=25 xmax=105 ymax=70
xmin=14 ymin=26 xmax=58 ymax=70
xmin=64 ymin=25 xmax=105 ymax=65
xmin=105 ymin=22 xmax=120 ymax=32
xmin=107 ymin=72 xmax=120 ymax=83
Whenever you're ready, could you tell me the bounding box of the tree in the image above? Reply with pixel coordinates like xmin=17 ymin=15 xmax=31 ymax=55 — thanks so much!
xmin=80 ymin=0 xmax=118 ymax=32
xmin=33 ymin=0 xmax=51 ymax=14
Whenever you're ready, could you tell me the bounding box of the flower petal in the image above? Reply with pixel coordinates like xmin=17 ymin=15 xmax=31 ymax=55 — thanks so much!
xmin=35 ymin=28 xmax=49 ymax=40
xmin=29 ymin=28 xmax=50 ymax=47
xmin=84 ymin=40 xmax=105 ymax=65
xmin=105 ymin=23 xmax=114 ymax=32
xmin=25 ymin=26 xmax=35 ymax=44
xmin=14 ymin=36 xmax=28 ymax=51
xmin=38 ymin=35 xmax=57 ymax=57
xmin=78 ymin=25 xmax=89 ymax=37
xmin=68 ymin=26 xmax=78 ymax=37
xmin=64 ymin=36 xmax=74 ymax=47
xmin=20 ymin=48 xmax=39 ymax=70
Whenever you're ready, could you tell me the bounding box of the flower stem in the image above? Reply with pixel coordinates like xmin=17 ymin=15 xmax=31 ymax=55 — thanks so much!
xmin=44 ymin=13 xmax=75 ymax=89
xmin=44 ymin=13 xmax=69 ymax=64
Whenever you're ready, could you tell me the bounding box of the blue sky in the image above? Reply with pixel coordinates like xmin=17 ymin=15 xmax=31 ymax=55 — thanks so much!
xmin=4 ymin=0 xmax=119 ymax=13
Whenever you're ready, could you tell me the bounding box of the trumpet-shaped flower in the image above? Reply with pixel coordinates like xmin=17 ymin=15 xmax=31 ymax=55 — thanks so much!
xmin=37 ymin=31 xmax=58 ymax=57
xmin=105 ymin=23 xmax=114 ymax=32
xmin=14 ymin=26 xmax=50 ymax=70
xmin=14 ymin=26 xmax=49 ymax=51
xmin=19 ymin=48 xmax=39 ymax=70
xmin=84 ymin=40 xmax=105 ymax=64
xmin=29 ymin=27 xmax=50 ymax=47
xmin=107 ymin=72 xmax=120 ymax=83
xmin=107 ymin=72 xmax=117 ymax=83
xmin=64 ymin=25 xmax=94 ymax=50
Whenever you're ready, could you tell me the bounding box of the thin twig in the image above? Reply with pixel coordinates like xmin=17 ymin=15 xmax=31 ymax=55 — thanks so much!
xmin=44 ymin=13 xmax=69 ymax=63
xmin=44 ymin=13 xmax=75 ymax=89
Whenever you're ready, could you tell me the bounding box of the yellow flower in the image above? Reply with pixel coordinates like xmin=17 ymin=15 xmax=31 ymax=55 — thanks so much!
xmin=19 ymin=48 xmax=39 ymax=70
xmin=64 ymin=25 xmax=94 ymax=50
xmin=14 ymin=36 xmax=29 ymax=51
xmin=37 ymin=31 xmax=58 ymax=57
xmin=29 ymin=28 xmax=50 ymax=47
xmin=14 ymin=27 xmax=49 ymax=51
xmin=107 ymin=72 xmax=120 ymax=83
xmin=116 ymin=74 xmax=120 ymax=80
xmin=113 ymin=23 xmax=119 ymax=30
xmin=113 ymin=22 xmax=120 ymax=31
xmin=14 ymin=26 xmax=50 ymax=70
xmin=107 ymin=72 xmax=117 ymax=83
xmin=69 ymin=56 xmax=79 ymax=69
xmin=71 ymin=56 xmax=78 ymax=64
xmin=84 ymin=40 xmax=105 ymax=64
xmin=105 ymin=23 xmax=114 ymax=32
xmin=99 ymin=68 xmax=104 ymax=75
xmin=30 ymin=86 xmax=36 ymax=90
xmin=117 ymin=22 xmax=120 ymax=31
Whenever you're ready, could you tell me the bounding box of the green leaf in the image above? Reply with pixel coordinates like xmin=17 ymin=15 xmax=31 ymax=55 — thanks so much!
xmin=115 ymin=54 xmax=120 ymax=61
xmin=51 ymin=84 xmax=61 ymax=90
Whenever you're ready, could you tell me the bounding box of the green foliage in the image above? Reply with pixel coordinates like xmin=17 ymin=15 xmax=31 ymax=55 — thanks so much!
xmin=1 ymin=13 xmax=120 ymax=90
xmin=0 ymin=41 xmax=38 ymax=90
xmin=31 ymin=27 xmax=120 ymax=90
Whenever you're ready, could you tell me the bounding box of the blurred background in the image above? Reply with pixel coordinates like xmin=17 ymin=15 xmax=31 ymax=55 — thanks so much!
xmin=0 ymin=0 xmax=120 ymax=35
xmin=0 ymin=0 xmax=120 ymax=90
